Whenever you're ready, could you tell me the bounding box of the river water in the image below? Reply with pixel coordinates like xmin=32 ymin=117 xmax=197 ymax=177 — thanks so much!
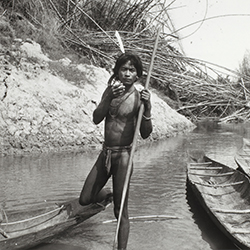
xmin=1 ymin=121 xmax=250 ymax=250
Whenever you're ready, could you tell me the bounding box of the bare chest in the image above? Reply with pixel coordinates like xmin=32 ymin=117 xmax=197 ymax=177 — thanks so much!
xmin=109 ymin=90 xmax=139 ymax=119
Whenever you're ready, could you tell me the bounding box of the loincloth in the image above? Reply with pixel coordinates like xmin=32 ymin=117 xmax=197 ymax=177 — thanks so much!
xmin=102 ymin=144 xmax=132 ymax=175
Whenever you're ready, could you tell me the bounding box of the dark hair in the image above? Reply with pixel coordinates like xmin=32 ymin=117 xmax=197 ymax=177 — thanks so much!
xmin=113 ymin=52 xmax=143 ymax=79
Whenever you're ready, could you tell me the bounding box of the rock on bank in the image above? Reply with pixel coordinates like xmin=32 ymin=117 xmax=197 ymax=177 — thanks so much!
xmin=0 ymin=41 xmax=195 ymax=156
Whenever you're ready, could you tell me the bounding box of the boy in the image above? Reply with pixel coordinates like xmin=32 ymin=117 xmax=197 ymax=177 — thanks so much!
xmin=79 ymin=52 xmax=152 ymax=249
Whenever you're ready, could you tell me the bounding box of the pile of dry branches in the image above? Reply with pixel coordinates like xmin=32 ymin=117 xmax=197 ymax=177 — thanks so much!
xmin=4 ymin=0 xmax=250 ymax=122
xmin=56 ymin=21 xmax=250 ymax=121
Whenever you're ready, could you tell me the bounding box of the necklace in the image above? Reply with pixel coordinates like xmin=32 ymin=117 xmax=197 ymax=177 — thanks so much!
xmin=109 ymin=88 xmax=135 ymax=119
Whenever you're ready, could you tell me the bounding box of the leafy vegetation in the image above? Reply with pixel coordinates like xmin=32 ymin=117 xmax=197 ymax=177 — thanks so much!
xmin=1 ymin=0 xmax=250 ymax=122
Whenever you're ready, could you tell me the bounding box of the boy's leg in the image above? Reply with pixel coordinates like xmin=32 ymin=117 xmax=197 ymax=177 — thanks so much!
xmin=112 ymin=150 xmax=132 ymax=250
xmin=79 ymin=151 xmax=110 ymax=205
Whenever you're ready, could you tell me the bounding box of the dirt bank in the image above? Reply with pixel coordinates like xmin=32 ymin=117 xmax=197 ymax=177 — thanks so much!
xmin=0 ymin=40 xmax=195 ymax=156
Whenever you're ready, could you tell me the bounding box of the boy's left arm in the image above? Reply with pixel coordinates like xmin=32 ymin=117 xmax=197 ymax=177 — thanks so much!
xmin=140 ymin=89 xmax=153 ymax=139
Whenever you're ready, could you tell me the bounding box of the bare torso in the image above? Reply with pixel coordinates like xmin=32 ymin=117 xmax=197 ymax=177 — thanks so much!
xmin=104 ymin=85 xmax=140 ymax=146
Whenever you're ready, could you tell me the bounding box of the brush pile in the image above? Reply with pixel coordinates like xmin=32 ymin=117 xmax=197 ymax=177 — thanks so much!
xmin=1 ymin=0 xmax=250 ymax=122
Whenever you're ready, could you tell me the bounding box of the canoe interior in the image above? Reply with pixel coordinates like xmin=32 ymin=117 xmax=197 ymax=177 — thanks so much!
xmin=0 ymin=194 xmax=112 ymax=250
xmin=187 ymin=156 xmax=250 ymax=249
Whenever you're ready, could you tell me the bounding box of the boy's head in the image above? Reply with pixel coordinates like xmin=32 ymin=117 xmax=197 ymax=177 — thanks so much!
xmin=113 ymin=52 xmax=143 ymax=79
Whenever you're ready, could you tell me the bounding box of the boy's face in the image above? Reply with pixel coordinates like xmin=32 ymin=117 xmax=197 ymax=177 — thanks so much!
xmin=118 ymin=60 xmax=138 ymax=86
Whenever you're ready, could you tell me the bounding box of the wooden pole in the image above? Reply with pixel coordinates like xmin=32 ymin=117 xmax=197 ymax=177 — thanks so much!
xmin=113 ymin=29 xmax=160 ymax=249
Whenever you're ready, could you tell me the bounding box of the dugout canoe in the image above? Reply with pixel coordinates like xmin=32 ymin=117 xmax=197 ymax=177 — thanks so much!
xmin=187 ymin=155 xmax=250 ymax=250
xmin=235 ymin=138 xmax=250 ymax=177
xmin=0 ymin=193 xmax=112 ymax=250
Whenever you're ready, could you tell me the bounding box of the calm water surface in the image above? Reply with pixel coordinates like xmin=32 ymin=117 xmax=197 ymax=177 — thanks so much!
xmin=1 ymin=121 xmax=250 ymax=250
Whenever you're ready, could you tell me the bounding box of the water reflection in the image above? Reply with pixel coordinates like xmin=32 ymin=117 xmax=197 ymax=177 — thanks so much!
xmin=1 ymin=121 xmax=250 ymax=249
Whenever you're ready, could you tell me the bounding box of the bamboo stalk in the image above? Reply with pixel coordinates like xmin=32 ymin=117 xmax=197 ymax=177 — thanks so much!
xmin=213 ymin=208 xmax=250 ymax=214
xmin=103 ymin=214 xmax=181 ymax=224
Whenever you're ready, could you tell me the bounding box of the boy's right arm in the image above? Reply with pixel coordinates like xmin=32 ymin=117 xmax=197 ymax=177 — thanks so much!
xmin=93 ymin=82 xmax=125 ymax=124
xmin=93 ymin=87 xmax=112 ymax=124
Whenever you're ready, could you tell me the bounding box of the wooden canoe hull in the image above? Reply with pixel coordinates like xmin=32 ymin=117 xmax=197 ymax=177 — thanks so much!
xmin=187 ymin=156 xmax=250 ymax=249
xmin=0 ymin=195 xmax=112 ymax=250
xmin=235 ymin=138 xmax=250 ymax=177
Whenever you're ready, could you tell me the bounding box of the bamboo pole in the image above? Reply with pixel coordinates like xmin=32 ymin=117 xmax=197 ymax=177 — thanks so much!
xmin=103 ymin=214 xmax=181 ymax=224
xmin=112 ymin=29 xmax=160 ymax=250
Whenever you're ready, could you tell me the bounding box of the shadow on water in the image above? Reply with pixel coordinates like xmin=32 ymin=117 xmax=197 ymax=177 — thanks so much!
xmin=186 ymin=182 xmax=239 ymax=250
xmin=30 ymin=243 xmax=86 ymax=250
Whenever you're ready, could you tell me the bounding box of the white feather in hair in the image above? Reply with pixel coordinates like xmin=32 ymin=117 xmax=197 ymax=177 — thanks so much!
xmin=115 ymin=31 xmax=125 ymax=53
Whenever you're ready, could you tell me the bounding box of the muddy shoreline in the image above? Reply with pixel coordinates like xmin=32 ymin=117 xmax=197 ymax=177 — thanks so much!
xmin=0 ymin=41 xmax=195 ymax=156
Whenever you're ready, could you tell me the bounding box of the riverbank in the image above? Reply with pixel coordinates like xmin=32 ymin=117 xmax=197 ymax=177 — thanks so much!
xmin=0 ymin=40 xmax=195 ymax=156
